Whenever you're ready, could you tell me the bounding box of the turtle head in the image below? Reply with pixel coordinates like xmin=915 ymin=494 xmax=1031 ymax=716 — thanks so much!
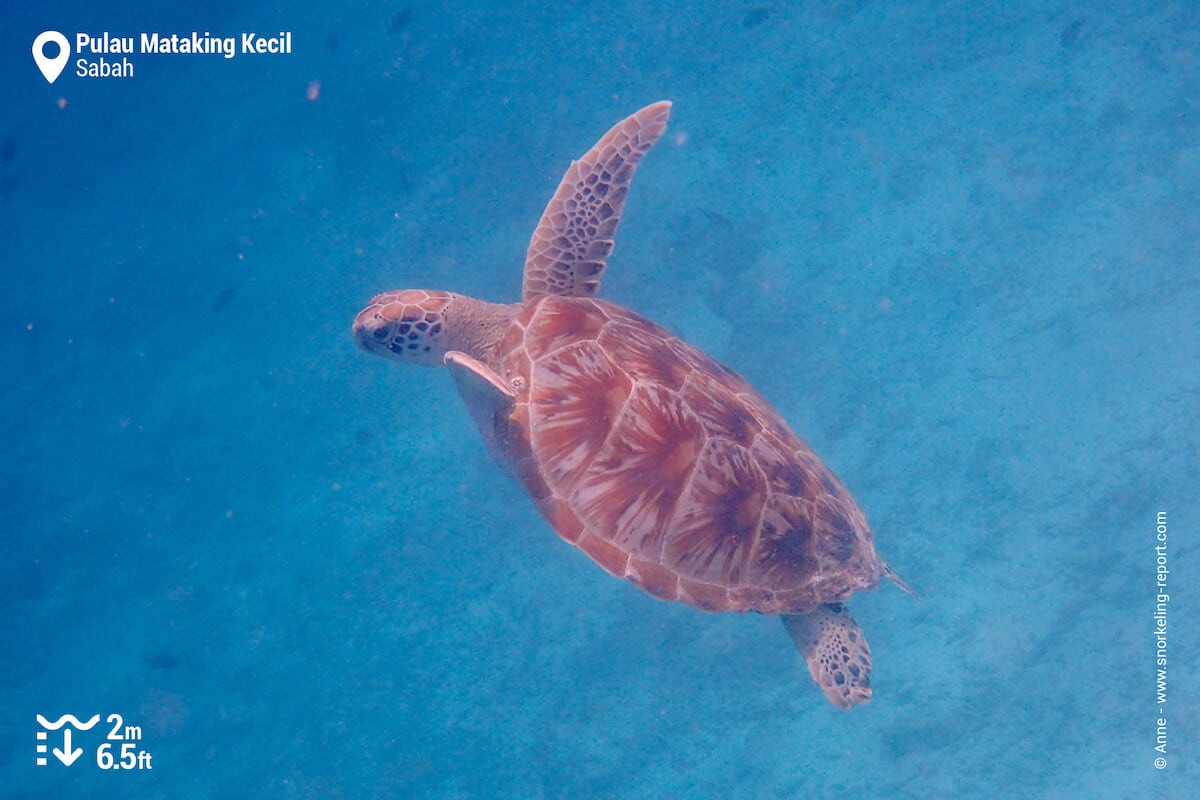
xmin=352 ymin=289 xmax=455 ymax=366
xmin=354 ymin=288 xmax=516 ymax=368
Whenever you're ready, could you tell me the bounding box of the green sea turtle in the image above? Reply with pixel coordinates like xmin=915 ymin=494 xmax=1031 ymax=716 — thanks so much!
xmin=353 ymin=102 xmax=913 ymax=708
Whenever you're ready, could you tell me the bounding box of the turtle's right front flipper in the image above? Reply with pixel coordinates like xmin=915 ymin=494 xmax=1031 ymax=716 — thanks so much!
xmin=523 ymin=101 xmax=672 ymax=300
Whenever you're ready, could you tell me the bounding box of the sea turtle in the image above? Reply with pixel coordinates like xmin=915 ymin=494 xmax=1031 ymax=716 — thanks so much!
xmin=352 ymin=102 xmax=913 ymax=708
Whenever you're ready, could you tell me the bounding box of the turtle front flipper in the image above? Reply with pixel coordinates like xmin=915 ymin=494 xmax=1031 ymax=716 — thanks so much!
xmin=523 ymin=101 xmax=672 ymax=300
xmin=445 ymin=352 xmax=517 ymax=468
xmin=783 ymin=604 xmax=873 ymax=709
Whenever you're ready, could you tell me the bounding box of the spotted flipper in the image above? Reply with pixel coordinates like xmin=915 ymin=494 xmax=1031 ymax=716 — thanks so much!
xmin=522 ymin=101 xmax=672 ymax=299
xmin=783 ymin=604 xmax=873 ymax=709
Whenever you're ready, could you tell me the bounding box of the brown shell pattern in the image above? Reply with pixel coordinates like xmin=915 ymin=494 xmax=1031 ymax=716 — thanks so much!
xmin=497 ymin=295 xmax=884 ymax=615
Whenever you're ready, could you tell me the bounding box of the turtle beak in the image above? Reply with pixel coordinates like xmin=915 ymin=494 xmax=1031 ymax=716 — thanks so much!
xmin=352 ymin=307 xmax=390 ymax=355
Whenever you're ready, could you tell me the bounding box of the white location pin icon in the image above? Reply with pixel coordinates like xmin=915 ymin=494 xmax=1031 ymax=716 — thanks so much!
xmin=32 ymin=31 xmax=71 ymax=84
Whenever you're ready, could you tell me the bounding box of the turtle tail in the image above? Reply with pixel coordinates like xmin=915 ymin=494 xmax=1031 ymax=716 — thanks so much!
xmin=883 ymin=561 xmax=920 ymax=600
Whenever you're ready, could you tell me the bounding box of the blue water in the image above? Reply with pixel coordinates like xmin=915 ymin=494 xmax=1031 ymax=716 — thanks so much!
xmin=2 ymin=1 xmax=1197 ymax=797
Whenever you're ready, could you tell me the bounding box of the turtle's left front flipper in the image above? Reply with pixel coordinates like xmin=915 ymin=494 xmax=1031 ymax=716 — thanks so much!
xmin=783 ymin=604 xmax=873 ymax=709
xmin=445 ymin=351 xmax=517 ymax=469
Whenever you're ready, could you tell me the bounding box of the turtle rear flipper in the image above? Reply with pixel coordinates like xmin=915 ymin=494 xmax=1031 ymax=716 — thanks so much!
xmin=783 ymin=604 xmax=873 ymax=709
